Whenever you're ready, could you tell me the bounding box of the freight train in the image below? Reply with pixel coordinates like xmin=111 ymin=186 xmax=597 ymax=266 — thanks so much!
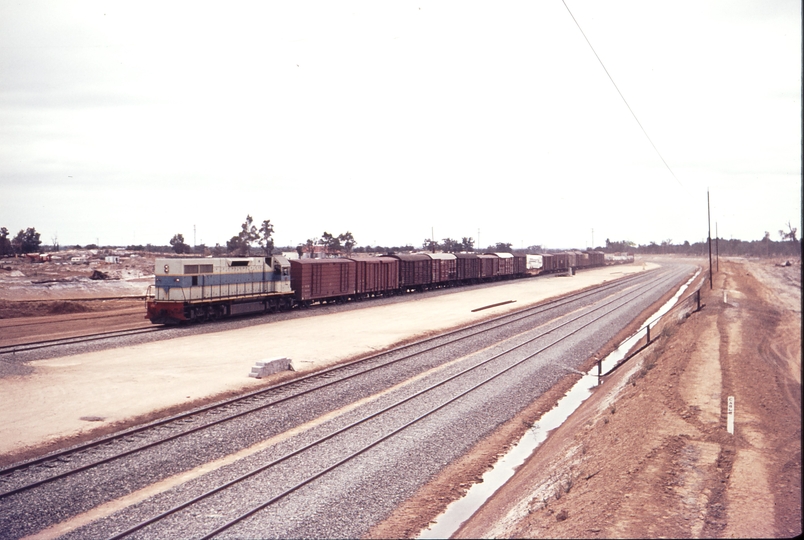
xmin=145 ymin=250 xmax=620 ymax=324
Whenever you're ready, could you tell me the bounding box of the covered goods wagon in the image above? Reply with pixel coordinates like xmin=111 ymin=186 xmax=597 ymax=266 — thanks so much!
xmin=454 ymin=253 xmax=481 ymax=281
xmin=387 ymin=253 xmax=432 ymax=290
xmin=289 ymin=259 xmax=356 ymax=303
xmin=423 ymin=252 xmax=458 ymax=284
xmin=348 ymin=256 xmax=399 ymax=296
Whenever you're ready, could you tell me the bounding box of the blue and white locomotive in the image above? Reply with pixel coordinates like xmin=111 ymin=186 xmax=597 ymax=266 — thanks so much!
xmin=146 ymin=255 xmax=293 ymax=324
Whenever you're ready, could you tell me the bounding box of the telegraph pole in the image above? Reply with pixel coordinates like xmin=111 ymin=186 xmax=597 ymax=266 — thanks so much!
xmin=716 ymin=222 xmax=719 ymax=272
xmin=707 ymin=190 xmax=713 ymax=289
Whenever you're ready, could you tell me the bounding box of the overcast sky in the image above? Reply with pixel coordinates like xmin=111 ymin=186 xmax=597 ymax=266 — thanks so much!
xmin=1 ymin=1 xmax=800 ymax=251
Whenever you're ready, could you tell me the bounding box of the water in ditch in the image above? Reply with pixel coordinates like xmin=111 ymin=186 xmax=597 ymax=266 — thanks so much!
xmin=418 ymin=269 xmax=700 ymax=539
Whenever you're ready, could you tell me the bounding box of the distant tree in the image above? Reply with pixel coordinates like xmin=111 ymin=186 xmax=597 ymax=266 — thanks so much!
xmin=441 ymin=238 xmax=461 ymax=253
xmin=295 ymin=244 xmax=304 ymax=258
xmin=236 ymin=215 xmax=259 ymax=255
xmin=12 ymin=228 xmax=42 ymax=254
xmin=212 ymin=243 xmax=225 ymax=256
xmin=460 ymin=237 xmax=475 ymax=252
xmin=258 ymin=219 xmax=275 ymax=255
xmin=0 ymin=227 xmax=10 ymax=257
xmin=423 ymin=238 xmax=438 ymax=252
xmin=763 ymin=231 xmax=771 ymax=257
xmin=226 ymin=235 xmax=246 ymax=255
xmin=302 ymin=237 xmax=318 ymax=258
xmin=320 ymin=232 xmax=341 ymax=255
xmin=779 ymin=221 xmax=799 ymax=251
xmin=170 ymin=233 xmax=190 ymax=254
xmin=50 ymin=233 xmax=59 ymax=252
xmin=493 ymin=242 xmax=513 ymax=253
xmin=338 ymin=232 xmax=356 ymax=255
xmin=605 ymin=239 xmax=636 ymax=252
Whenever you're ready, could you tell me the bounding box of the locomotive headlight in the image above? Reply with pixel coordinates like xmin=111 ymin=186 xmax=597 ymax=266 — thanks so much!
xmin=164 ymin=264 xmax=169 ymax=273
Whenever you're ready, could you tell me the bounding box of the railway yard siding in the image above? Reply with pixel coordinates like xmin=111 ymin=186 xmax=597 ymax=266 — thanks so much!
xmin=0 ymin=262 xmax=655 ymax=460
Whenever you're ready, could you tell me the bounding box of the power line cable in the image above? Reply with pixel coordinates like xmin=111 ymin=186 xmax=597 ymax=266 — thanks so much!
xmin=561 ymin=0 xmax=682 ymax=186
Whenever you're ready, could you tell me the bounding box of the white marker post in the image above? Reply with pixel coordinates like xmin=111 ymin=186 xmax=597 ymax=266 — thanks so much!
xmin=727 ymin=396 xmax=735 ymax=434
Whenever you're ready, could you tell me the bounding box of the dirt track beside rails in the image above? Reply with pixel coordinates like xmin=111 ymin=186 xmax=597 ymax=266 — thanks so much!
xmin=449 ymin=258 xmax=801 ymax=539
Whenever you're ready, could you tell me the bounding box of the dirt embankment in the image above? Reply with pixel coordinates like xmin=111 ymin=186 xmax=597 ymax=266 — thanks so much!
xmin=455 ymin=258 xmax=801 ymax=539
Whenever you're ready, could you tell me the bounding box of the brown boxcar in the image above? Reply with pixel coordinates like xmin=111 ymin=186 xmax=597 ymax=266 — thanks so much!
xmin=579 ymin=252 xmax=590 ymax=267
xmin=387 ymin=253 xmax=432 ymax=290
xmin=587 ymin=250 xmax=605 ymax=266
xmin=289 ymin=258 xmax=356 ymax=302
xmin=477 ymin=254 xmax=497 ymax=279
xmin=512 ymin=254 xmax=527 ymax=275
xmin=489 ymin=252 xmax=514 ymax=276
xmin=424 ymin=253 xmax=457 ymax=285
xmin=454 ymin=253 xmax=481 ymax=281
xmin=553 ymin=252 xmax=570 ymax=271
xmin=541 ymin=253 xmax=555 ymax=273
xmin=348 ymin=256 xmax=399 ymax=296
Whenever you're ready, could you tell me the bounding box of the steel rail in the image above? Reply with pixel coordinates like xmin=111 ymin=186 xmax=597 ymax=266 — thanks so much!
xmin=0 ymin=269 xmax=651 ymax=488
xmin=0 ymin=326 xmax=166 ymax=355
xmin=107 ymin=267 xmax=690 ymax=539
xmin=0 ymin=270 xmax=659 ymax=499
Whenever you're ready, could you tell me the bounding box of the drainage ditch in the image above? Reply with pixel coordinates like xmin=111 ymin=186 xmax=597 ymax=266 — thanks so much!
xmin=419 ymin=269 xmax=701 ymax=538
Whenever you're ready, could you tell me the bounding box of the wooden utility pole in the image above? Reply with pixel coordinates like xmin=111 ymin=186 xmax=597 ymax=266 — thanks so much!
xmin=707 ymin=190 xmax=713 ymax=289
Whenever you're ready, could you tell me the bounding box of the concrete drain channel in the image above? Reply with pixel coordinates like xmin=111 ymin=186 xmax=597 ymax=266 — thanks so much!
xmin=419 ymin=269 xmax=701 ymax=538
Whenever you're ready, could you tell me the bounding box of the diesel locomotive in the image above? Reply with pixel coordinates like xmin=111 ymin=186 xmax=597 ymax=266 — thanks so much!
xmin=146 ymin=250 xmax=613 ymax=324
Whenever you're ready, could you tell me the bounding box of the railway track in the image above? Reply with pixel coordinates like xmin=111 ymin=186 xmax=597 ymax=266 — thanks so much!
xmin=106 ymin=267 xmax=687 ymax=539
xmin=0 ymin=270 xmax=651 ymax=495
xmin=0 ymin=326 xmax=167 ymax=355
xmin=0 ymin=265 xmax=696 ymax=539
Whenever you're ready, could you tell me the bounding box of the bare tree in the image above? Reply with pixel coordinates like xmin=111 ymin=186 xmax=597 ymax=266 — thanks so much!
xmin=779 ymin=221 xmax=798 ymax=242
